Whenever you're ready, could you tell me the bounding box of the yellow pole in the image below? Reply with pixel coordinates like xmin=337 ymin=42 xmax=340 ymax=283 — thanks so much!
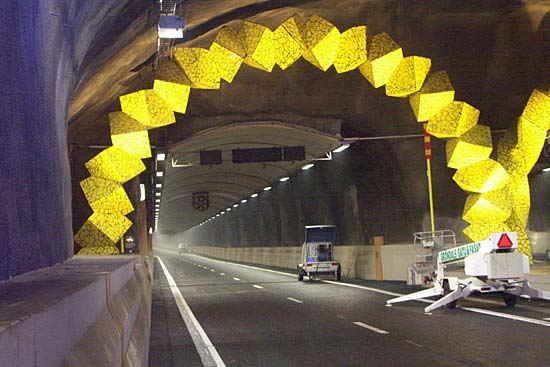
xmin=423 ymin=122 xmax=436 ymax=235
xmin=120 ymin=235 xmax=124 ymax=254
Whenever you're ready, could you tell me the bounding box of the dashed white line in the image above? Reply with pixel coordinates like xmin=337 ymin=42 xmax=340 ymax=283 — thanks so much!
xmin=233 ymin=277 xmax=241 ymax=281
xmin=253 ymin=285 xmax=264 ymax=289
xmin=156 ymin=257 xmax=226 ymax=367
xmin=287 ymin=297 xmax=303 ymax=304
xmin=404 ymin=339 xmax=423 ymax=348
xmin=353 ymin=321 xmax=389 ymax=335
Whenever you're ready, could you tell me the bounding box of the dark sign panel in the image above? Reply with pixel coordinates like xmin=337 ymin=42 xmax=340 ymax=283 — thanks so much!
xmin=200 ymin=150 xmax=222 ymax=165
xmin=283 ymin=146 xmax=306 ymax=161
xmin=232 ymin=147 xmax=283 ymax=163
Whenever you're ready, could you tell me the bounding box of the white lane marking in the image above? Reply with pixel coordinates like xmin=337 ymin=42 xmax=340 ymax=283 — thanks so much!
xmin=156 ymin=256 xmax=226 ymax=367
xmin=253 ymin=285 xmax=264 ymax=289
xmin=219 ymin=273 xmax=225 ymax=276
xmin=287 ymin=297 xmax=303 ymax=304
xmin=543 ymin=318 xmax=550 ymax=321
xmin=353 ymin=321 xmax=389 ymax=335
xmin=232 ymin=277 xmax=241 ymax=281
xmin=404 ymin=340 xmax=423 ymax=348
xmin=461 ymin=307 xmax=550 ymax=328
xmin=182 ymin=253 xmax=550 ymax=328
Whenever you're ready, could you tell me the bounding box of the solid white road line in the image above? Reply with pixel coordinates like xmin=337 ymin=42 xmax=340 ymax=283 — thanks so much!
xmin=253 ymin=285 xmax=264 ymax=289
xmin=181 ymin=253 xmax=550 ymax=328
xmin=287 ymin=297 xmax=303 ymax=304
xmin=233 ymin=277 xmax=241 ymax=281
xmin=353 ymin=321 xmax=389 ymax=335
xmin=156 ymin=257 xmax=226 ymax=367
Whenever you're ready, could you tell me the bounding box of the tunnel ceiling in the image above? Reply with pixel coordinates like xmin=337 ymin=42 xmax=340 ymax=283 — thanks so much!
xmin=67 ymin=0 xmax=550 ymax=235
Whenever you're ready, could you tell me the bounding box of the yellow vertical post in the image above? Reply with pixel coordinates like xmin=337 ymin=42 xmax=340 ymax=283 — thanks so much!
xmin=120 ymin=235 xmax=125 ymax=254
xmin=423 ymin=123 xmax=436 ymax=235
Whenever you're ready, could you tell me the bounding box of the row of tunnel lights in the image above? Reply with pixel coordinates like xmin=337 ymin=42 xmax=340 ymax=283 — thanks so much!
xmin=153 ymin=152 xmax=167 ymax=230
xmin=192 ymin=143 xmax=351 ymax=229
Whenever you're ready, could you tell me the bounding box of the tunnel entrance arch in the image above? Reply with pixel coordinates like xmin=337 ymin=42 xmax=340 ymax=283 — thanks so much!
xmin=75 ymin=13 xmax=549 ymax=260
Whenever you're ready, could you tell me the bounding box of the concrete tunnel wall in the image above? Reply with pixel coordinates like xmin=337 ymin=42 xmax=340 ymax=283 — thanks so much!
xmin=161 ymin=140 xmax=550 ymax=252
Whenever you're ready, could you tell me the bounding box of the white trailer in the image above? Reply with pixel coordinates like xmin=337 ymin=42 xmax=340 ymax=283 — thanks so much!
xmin=297 ymin=225 xmax=341 ymax=281
xmin=386 ymin=232 xmax=550 ymax=312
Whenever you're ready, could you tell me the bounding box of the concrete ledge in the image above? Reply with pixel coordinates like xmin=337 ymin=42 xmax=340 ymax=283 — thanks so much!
xmin=0 ymin=255 xmax=152 ymax=367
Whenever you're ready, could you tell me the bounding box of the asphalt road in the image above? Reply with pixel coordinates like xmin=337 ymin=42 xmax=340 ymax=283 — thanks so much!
xmin=149 ymin=249 xmax=550 ymax=367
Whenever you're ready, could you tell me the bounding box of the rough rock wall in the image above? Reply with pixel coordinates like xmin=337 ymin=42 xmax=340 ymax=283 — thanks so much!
xmin=0 ymin=1 xmax=74 ymax=280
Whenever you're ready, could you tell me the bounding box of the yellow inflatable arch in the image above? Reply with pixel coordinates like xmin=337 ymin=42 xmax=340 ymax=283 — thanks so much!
xmin=75 ymin=14 xmax=550 ymax=260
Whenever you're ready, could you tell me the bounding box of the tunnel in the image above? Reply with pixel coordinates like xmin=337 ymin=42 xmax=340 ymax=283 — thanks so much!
xmin=1 ymin=1 xmax=550 ymax=366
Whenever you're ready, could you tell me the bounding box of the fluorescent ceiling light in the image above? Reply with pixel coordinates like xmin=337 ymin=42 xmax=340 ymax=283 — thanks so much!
xmin=149 ymin=227 xmax=153 ymax=234
xmin=543 ymin=167 xmax=550 ymax=172
xmin=140 ymin=184 xmax=146 ymax=201
xmin=155 ymin=199 xmax=160 ymax=203
xmin=264 ymin=186 xmax=272 ymax=191
xmin=251 ymin=193 xmax=258 ymax=198
xmin=227 ymin=208 xmax=232 ymax=211
xmin=279 ymin=177 xmax=289 ymax=182
xmin=233 ymin=204 xmax=239 ymax=208
xmin=333 ymin=144 xmax=350 ymax=153
xmin=157 ymin=153 xmax=166 ymax=161
xmin=221 ymin=211 xmax=225 ymax=214
xmin=302 ymin=163 xmax=314 ymax=170
xmin=216 ymin=214 xmax=220 ymax=217
xmin=156 ymin=171 xmax=164 ymax=177
xmin=241 ymin=199 xmax=247 ymax=203
xmin=155 ymin=192 xmax=161 ymax=196
xmin=156 ymin=183 xmax=162 ymax=188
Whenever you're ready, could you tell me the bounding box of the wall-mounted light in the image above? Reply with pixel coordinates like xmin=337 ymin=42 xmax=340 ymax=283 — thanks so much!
xmin=155 ymin=199 xmax=160 ymax=203
xmin=279 ymin=177 xmax=290 ymax=182
xmin=227 ymin=208 xmax=232 ymax=211
xmin=301 ymin=163 xmax=314 ymax=170
xmin=149 ymin=227 xmax=153 ymax=234
xmin=333 ymin=144 xmax=350 ymax=153
xmin=221 ymin=211 xmax=225 ymax=214
xmin=251 ymin=193 xmax=258 ymax=198
xmin=264 ymin=186 xmax=272 ymax=191
xmin=241 ymin=199 xmax=247 ymax=203
xmin=233 ymin=204 xmax=239 ymax=208
xmin=543 ymin=167 xmax=550 ymax=172
xmin=140 ymin=184 xmax=146 ymax=201
xmin=156 ymin=183 xmax=162 ymax=188
xmin=157 ymin=153 xmax=166 ymax=161
xmin=155 ymin=192 xmax=161 ymax=197
xmin=216 ymin=214 xmax=220 ymax=217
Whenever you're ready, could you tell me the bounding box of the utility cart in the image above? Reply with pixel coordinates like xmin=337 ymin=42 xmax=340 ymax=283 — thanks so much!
xmin=297 ymin=225 xmax=341 ymax=281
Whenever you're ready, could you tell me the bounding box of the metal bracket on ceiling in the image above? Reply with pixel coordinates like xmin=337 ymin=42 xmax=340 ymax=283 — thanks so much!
xmin=171 ymin=158 xmax=193 ymax=168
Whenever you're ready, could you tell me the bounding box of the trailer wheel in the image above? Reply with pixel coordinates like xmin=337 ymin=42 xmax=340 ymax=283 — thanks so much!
xmin=503 ymin=293 xmax=518 ymax=307
xmin=297 ymin=267 xmax=304 ymax=282
xmin=336 ymin=266 xmax=342 ymax=281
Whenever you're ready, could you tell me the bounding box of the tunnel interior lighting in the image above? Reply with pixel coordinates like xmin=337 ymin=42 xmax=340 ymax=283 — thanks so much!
xmin=251 ymin=193 xmax=258 ymax=198
xmin=301 ymin=163 xmax=314 ymax=170
xmin=333 ymin=144 xmax=350 ymax=153
xmin=233 ymin=204 xmax=239 ymax=208
xmin=157 ymin=153 xmax=166 ymax=161
xmin=156 ymin=171 xmax=164 ymax=177
xmin=140 ymin=184 xmax=146 ymax=201
xmin=241 ymin=199 xmax=247 ymax=203
xmin=155 ymin=199 xmax=160 ymax=203
xmin=216 ymin=214 xmax=220 ymax=217
xmin=227 ymin=208 xmax=232 ymax=211
xmin=543 ymin=167 xmax=550 ymax=172
xmin=149 ymin=227 xmax=153 ymax=234
xmin=221 ymin=211 xmax=225 ymax=214
xmin=155 ymin=192 xmax=161 ymax=197
xmin=156 ymin=183 xmax=162 ymax=188
xmin=264 ymin=186 xmax=272 ymax=191
xmin=279 ymin=177 xmax=290 ymax=182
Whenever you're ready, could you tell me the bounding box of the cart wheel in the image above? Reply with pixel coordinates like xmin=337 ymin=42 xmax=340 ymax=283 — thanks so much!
xmin=336 ymin=266 xmax=342 ymax=281
xmin=297 ymin=267 xmax=304 ymax=282
xmin=503 ymin=293 xmax=518 ymax=307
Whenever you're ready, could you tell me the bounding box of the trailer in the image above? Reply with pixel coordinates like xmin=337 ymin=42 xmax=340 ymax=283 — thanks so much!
xmin=386 ymin=232 xmax=550 ymax=312
xmin=297 ymin=225 xmax=341 ymax=281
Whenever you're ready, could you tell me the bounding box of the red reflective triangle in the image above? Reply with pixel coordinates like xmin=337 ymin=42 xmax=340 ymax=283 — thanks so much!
xmin=497 ymin=233 xmax=513 ymax=248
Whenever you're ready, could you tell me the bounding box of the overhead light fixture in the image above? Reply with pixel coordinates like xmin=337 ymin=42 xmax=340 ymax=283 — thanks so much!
xmin=157 ymin=153 xmax=166 ymax=161
xmin=216 ymin=214 xmax=220 ymax=217
xmin=302 ymin=163 xmax=314 ymax=170
xmin=140 ymin=184 xmax=146 ymax=201
xmin=333 ymin=144 xmax=350 ymax=153
xmin=251 ymin=193 xmax=258 ymax=198
xmin=155 ymin=199 xmax=160 ymax=203
xmin=227 ymin=208 xmax=232 ymax=211
xmin=156 ymin=171 xmax=164 ymax=177
xmin=155 ymin=192 xmax=161 ymax=197
xmin=543 ymin=167 xmax=550 ymax=172
xmin=279 ymin=177 xmax=290 ymax=182
xmin=241 ymin=199 xmax=247 ymax=203
xmin=149 ymin=227 xmax=153 ymax=234
xmin=233 ymin=204 xmax=239 ymax=208
xmin=264 ymin=186 xmax=272 ymax=191
xmin=156 ymin=183 xmax=162 ymax=188
xmin=221 ymin=211 xmax=225 ymax=214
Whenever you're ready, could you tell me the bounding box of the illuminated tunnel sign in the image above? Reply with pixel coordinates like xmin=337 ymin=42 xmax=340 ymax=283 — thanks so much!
xmin=439 ymin=242 xmax=481 ymax=263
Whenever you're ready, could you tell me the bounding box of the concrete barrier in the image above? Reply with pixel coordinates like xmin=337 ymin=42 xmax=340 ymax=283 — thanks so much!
xmin=0 ymin=255 xmax=152 ymax=367
xmin=188 ymin=244 xmax=416 ymax=281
